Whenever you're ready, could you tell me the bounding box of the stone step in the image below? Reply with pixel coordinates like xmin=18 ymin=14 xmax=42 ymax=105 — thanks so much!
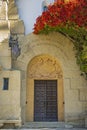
xmin=22 ymin=122 xmax=73 ymax=129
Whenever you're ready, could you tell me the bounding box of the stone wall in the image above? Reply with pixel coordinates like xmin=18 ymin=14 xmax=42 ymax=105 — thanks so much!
xmin=0 ymin=0 xmax=87 ymax=128
xmin=13 ymin=32 xmax=87 ymax=127
xmin=0 ymin=0 xmax=23 ymax=127
xmin=0 ymin=70 xmax=21 ymax=127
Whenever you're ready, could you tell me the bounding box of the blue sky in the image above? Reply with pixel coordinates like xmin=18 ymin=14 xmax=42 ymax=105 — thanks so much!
xmin=15 ymin=0 xmax=54 ymax=34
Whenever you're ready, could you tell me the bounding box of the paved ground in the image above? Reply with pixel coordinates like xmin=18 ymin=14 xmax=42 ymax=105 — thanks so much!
xmin=19 ymin=128 xmax=86 ymax=130
xmin=2 ymin=128 xmax=87 ymax=130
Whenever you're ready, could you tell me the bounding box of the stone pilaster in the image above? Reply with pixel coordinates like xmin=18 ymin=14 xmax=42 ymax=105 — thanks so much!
xmin=0 ymin=1 xmax=22 ymax=128
xmin=0 ymin=0 xmax=11 ymax=69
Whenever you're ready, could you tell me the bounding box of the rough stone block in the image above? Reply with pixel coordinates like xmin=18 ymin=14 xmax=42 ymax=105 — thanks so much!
xmin=80 ymin=89 xmax=87 ymax=101
xmin=0 ymin=2 xmax=6 ymax=19
xmin=0 ymin=92 xmax=20 ymax=105
xmin=65 ymin=101 xmax=83 ymax=114
xmin=71 ymin=77 xmax=87 ymax=89
xmin=0 ymin=21 xmax=9 ymax=43
xmin=0 ymin=47 xmax=11 ymax=57
xmin=10 ymin=20 xmax=24 ymax=34
xmin=65 ymin=89 xmax=79 ymax=102
xmin=0 ymin=56 xmax=11 ymax=69
xmin=0 ymin=105 xmax=21 ymax=119
xmin=8 ymin=4 xmax=19 ymax=20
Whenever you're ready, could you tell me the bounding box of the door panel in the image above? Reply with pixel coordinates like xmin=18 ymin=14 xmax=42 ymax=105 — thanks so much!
xmin=34 ymin=80 xmax=46 ymax=121
xmin=34 ymin=80 xmax=58 ymax=121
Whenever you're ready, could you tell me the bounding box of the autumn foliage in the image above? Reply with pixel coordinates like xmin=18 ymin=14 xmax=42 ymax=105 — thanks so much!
xmin=33 ymin=0 xmax=87 ymax=78
xmin=33 ymin=0 xmax=87 ymax=34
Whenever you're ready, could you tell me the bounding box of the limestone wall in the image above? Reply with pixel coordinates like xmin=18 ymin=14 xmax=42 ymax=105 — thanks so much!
xmin=14 ymin=32 xmax=87 ymax=127
xmin=0 ymin=1 xmax=11 ymax=69
xmin=0 ymin=70 xmax=21 ymax=126
xmin=0 ymin=0 xmax=87 ymax=128
xmin=0 ymin=0 xmax=22 ymax=127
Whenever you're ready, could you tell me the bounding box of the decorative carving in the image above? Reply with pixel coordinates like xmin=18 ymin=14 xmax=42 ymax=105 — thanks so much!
xmin=9 ymin=35 xmax=21 ymax=60
xmin=28 ymin=56 xmax=63 ymax=79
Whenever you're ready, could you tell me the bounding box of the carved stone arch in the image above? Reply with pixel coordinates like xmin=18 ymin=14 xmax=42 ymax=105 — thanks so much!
xmin=28 ymin=54 xmax=63 ymax=79
xmin=26 ymin=54 xmax=64 ymax=122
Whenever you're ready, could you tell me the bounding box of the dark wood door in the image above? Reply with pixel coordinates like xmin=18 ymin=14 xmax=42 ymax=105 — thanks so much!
xmin=34 ymin=80 xmax=58 ymax=121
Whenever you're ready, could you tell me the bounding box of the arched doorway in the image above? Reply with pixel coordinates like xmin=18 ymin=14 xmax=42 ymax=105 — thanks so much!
xmin=26 ymin=55 xmax=64 ymax=122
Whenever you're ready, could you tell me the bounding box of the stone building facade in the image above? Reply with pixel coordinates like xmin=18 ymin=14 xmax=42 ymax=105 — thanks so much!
xmin=0 ymin=0 xmax=87 ymax=128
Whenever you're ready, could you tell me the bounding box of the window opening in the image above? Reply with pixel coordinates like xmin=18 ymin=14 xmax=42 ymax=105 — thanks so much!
xmin=3 ymin=78 xmax=9 ymax=90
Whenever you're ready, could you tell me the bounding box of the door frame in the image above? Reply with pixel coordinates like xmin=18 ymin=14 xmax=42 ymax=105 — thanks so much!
xmin=26 ymin=78 xmax=64 ymax=122
xmin=26 ymin=55 xmax=64 ymax=122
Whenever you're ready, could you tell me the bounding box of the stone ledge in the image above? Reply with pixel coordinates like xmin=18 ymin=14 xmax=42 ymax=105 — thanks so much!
xmin=0 ymin=119 xmax=21 ymax=123
xmin=0 ymin=120 xmax=21 ymax=127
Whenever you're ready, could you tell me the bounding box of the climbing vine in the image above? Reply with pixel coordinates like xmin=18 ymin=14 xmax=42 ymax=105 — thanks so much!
xmin=33 ymin=0 xmax=87 ymax=78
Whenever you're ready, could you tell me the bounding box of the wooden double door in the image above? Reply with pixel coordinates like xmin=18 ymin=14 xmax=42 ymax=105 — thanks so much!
xmin=34 ymin=80 xmax=58 ymax=121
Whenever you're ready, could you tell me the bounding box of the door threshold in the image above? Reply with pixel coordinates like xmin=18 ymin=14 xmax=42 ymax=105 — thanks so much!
xmin=22 ymin=122 xmax=66 ymax=128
